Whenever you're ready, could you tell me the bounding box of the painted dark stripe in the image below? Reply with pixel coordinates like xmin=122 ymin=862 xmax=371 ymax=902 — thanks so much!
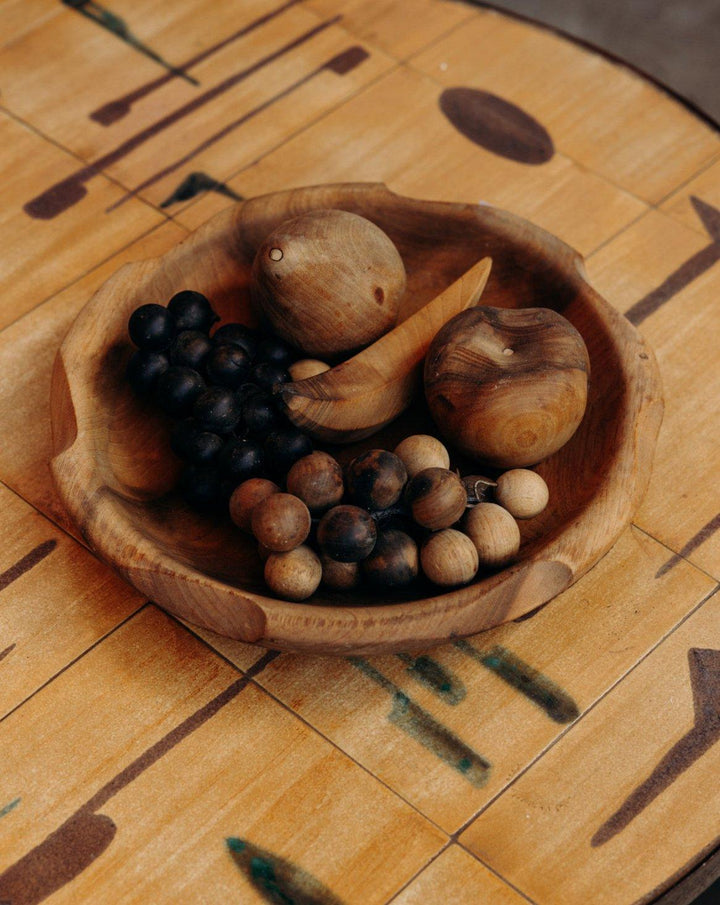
xmin=351 ymin=658 xmax=491 ymax=786
xmin=0 ymin=540 xmax=57 ymax=593
xmin=592 ymin=648 xmax=720 ymax=846
xmin=24 ymin=16 xmax=341 ymax=220
xmin=0 ymin=643 xmax=16 ymax=663
xmin=655 ymin=512 xmax=720 ymax=578
xmin=107 ymin=45 xmax=369 ymax=211
xmin=396 ymin=653 xmax=467 ymax=705
xmin=455 ymin=640 xmax=579 ymax=723
xmin=625 ymin=196 xmax=720 ymax=326
xmin=227 ymin=838 xmax=345 ymax=905
xmin=0 ymin=649 xmax=280 ymax=905
xmin=89 ymin=0 xmax=304 ymax=125
xmin=160 ymin=172 xmax=243 ymax=208
xmin=62 ymin=0 xmax=198 ymax=85
xmin=0 ymin=797 xmax=20 ymax=819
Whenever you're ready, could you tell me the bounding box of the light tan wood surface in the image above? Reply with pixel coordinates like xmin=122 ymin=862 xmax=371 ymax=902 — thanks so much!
xmin=0 ymin=1 xmax=718 ymax=903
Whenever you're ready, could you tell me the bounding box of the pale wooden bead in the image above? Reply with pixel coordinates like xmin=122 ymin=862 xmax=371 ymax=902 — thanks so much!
xmin=462 ymin=502 xmax=520 ymax=568
xmin=405 ymin=467 xmax=466 ymax=530
xmin=288 ymin=358 xmax=331 ymax=381
xmin=264 ymin=545 xmax=322 ymax=601
xmin=320 ymin=555 xmax=361 ymax=591
xmin=495 ymin=469 xmax=549 ymax=518
xmin=251 ymin=492 xmax=311 ymax=552
xmin=229 ymin=478 xmax=280 ymax=533
xmin=393 ymin=434 xmax=450 ymax=478
xmin=421 ymin=529 xmax=479 ymax=587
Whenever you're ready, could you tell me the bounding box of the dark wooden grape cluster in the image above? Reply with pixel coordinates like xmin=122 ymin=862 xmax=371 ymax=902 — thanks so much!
xmin=126 ymin=291 xmax=550 ymax=602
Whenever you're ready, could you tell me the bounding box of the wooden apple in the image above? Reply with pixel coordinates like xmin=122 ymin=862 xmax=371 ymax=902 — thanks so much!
xmin=424 ymin=306 xmax=590 ymax=467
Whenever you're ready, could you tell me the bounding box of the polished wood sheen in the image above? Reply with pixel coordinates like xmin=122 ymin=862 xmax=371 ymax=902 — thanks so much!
xmin=49 ymin=183 xmax=663 ymax=654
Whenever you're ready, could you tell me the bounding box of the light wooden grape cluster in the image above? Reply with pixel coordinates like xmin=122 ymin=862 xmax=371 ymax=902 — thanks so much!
xmin=228 ymin=433 xmax=549 ymax=601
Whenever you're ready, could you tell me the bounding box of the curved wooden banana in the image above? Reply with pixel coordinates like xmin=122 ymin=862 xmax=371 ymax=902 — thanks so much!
xmin=277 ymin=257 xmax=492 ymax=442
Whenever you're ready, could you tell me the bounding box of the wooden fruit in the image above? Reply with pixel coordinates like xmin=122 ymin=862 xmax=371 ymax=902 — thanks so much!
xmin=278 ymin=256 xmax=492 ymax=443
xmin=264 ymin=545 xmax=322 ymax=601
xmin=405 ymin=467 xmax=467 ymax=531
xmin=393 ymin=434 xmax=450 ymax=478
xmin=421 ymin=529 xmax=479 ymax=587
xmin=228 ymin=478 xmax=280 ymax=533
xmin=362 ymin=528 xmax=419 ymax=589
xmin=49 ymin=182 xmax=663 ymax=654
xmin=463 ymin=502 xmax=521 ymax=568
xmin=251 ymin=209 xmax=405 ymax=358
xmin=424 ymin=306 xmax=590 ymax=467
xmin=286 ymin=451 xmax=344 ymax=515
xmin=345 ymin=449 xmax=407 ymax=511
xmin=250 ymin=493 xmax=311 ymax=553
xmin=288 ymin=359 xmax=330 ymax=381
xmin=495 ymin=469 xmax=549 ymax=518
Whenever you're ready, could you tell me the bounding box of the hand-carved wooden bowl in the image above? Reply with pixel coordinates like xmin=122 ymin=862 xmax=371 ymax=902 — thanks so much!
xmin=50 ymin=183 xmax=663 ymax=655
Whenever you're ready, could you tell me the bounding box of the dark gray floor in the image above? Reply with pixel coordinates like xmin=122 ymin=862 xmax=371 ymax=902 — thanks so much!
xmin=478 ymin=0 xmax=720 ymax=125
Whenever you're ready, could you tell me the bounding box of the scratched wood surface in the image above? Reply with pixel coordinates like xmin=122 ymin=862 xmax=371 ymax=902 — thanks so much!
xmin=0 ymin=2 xmax=718 ymax=904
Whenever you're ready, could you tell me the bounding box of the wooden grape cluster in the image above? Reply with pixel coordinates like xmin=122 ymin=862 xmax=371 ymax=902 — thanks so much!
xmin=229 ymin=435 xmax=550 ymax=601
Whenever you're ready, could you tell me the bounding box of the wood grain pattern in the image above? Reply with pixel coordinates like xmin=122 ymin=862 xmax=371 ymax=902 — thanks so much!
xmin=50 ymin=183 xmax=661 ymax=653
xmin=0 ymin=1 xmax=718 ymax=901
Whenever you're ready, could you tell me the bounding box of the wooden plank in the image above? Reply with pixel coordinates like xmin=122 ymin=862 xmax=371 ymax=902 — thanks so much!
xmin=0 ymin=0 xmax=57 ymax=50
xmin=586 ymin=208 xmax=720 ymax=579
xmin=175 ymin=65 xmax=647 ymax=257
xmin=0 ymin=484 xmax=144 ymax=718
xmin=0 ymin=220 xmax=188 ymax=529
xmin=212 ymin=527 xmax=714 ymax=832
xmin=3 ymin=6 xmax=394 ymax=221
xmin=458 ymin=592 xmax=720 ymax=905
xmin=392 ymin=843 xmax=530 ymax=905
xmin=0 ymin=111 xmax=165 ymax=330
xmin=0 ymin=606 xmax=446 ymax=904
xmin=410 ymin=7 xmax=720 ymax=205
xmin=305 ymin=0 xmax=476 ymax=58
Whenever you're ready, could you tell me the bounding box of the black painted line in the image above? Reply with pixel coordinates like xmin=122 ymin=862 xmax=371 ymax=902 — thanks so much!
xmin=656 ymin=512 xmax=720 ymax=578
xmin=0 ymin=540 xmax=57 ymax=593
xmin=106 ymin=45 xmax=368 ymax=211
xmin=0 ymin=644 xmax=16 ymax=663
xmin=89 ymin=0 xmax=305 ymax=125
xmin=23 ymin=15 xmax=342 ymax=219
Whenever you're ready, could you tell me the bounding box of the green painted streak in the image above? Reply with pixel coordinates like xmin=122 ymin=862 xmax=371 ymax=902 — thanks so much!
xmin=226 ymin=838 xmax=345 ymax=905
xmin=0 ymin=797 xmax=20 ymax=819
xmin=62 ymin=0 xmax=198 ymax=85
xmin=455 ymin=641 xmax=579 ymax=723
xmin=396 ymin=653 xmax=467 ymax=705
xmin=351 ymin=659 xmax=491 ymax=787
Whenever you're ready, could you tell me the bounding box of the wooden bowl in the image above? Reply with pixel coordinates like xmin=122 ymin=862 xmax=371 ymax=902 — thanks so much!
xmin=50 ymin=183 xmax=663 ymax=655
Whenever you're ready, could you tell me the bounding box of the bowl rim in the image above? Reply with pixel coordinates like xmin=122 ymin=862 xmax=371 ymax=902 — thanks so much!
xmin=50 ymin=182 xmax=664 ymax=654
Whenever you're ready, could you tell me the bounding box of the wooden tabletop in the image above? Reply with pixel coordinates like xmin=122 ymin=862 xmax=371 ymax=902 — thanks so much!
xmin=1 ymin=2 xmax=719 ymax=904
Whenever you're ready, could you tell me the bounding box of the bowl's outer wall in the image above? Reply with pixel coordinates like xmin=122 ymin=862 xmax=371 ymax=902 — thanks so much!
xmin=50 ymin=183 xmax=663 ymax=654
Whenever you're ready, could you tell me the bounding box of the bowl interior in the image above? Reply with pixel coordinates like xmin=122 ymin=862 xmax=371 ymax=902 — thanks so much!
xmin=51 ymin=184 xmax=662 ymax=650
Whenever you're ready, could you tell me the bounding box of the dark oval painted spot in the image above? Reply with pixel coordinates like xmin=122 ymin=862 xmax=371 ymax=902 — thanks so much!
xmin=439 ymin=87 xmax=554 ymax=164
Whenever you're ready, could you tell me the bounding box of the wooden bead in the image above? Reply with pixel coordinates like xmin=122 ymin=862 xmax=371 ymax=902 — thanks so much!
xmin=393 ymin=434 xmax=450 ymax=478
xmin=421 ymin=529 xmax=479 ymax=587
xmin=250 ymin=492 xmax=311 ymax=552
xmin=228 ymin=478 xmax=280 ymax=533
xmin=495 ymin=469 xmax=549 ymax=518
xmin=362 ymin=528 xmax=419 ymax=589
xmin=321 ymin=555 xmax=361 ymax=592
xmin=264 ymin=545 xmax=322 ymax=601
xmin=405 ymin=467 xmax=467 ymax=530
xmin=316 ymin=504 xmax=377 ymax=562
xmin=288 ymin=358 xmax=331 ymax=381
xmin=346 ymin=449 xmax=407 ymax=511
xmin=286 ymin=451 xmax=344 ymax=515
xmin=462 ymin=502 xmax=520 ymax=567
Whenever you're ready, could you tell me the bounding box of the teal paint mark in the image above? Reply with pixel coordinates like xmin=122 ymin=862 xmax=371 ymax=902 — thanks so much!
xmin=226 ymin=838 xmax=345 ymax=905
xmin=455 ymin=641 xmax=579 ymax=724
xmin=61 ymin=0 xmax=198 ymax=85
xmin=0 ymin=797 xmax=20 ymax=819
xmin=351 ymin=659 xmax=491 ymax=787
xmin=160 ymin=172 xmax=242 ymax=208
xmin=396 ymin=653 xmax=466 ymax=705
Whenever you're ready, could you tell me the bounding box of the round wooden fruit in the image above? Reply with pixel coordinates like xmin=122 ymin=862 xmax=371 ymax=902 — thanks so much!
xmin=49 ymin=183 xmax=662 ymax=655
xmin=424 ymin=306 xmax=590 ymax=467
xmin=251 ymin=208 xmax=406 ymax=358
